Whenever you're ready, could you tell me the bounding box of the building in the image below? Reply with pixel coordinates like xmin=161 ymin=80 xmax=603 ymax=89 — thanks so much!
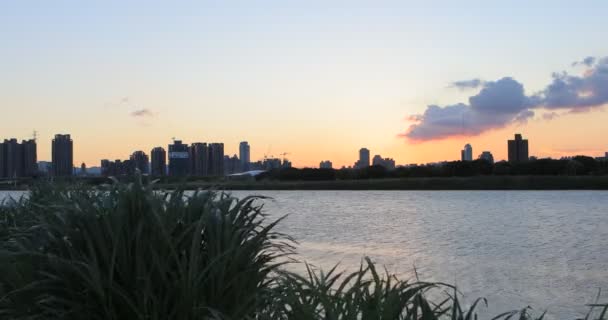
xmin=372 ymin=155 xmax=396 ymax=170
xmin=101 ymin=159 xmax=136 ymax=176
xmin=508 ymin=134 xmax=529 ymax=162
xmin=263 ymin=158 xmax=282 ymax=170
xmin=150 ymin=147 xmax=166 ymax=176
xmin=4 ymin=139 xmax=23 ymax=178
xmin=208 ymin=143 xmax=224 ymax=176
xmin=80 ymin=163 xmax=87 ymax=176
xmin=319 ymin=160 xmax=333 ymax=169
xmin=37 ymin=161 xmax=51 ymax=175
xmin=52 ymin=134 xmax=73 ymax=176
xmin=355 ymin=148 xmax=370 ymax=169
xmin=130 ymin=151 xmax=149 ymax=174
xmin=0 ymin=138 xmax=38 ymax=178
xmin=224 ymin=155 xmax=240 ymax=175
xmin=239 ymin=141 xmax=250 ymax=172
xmin=479 ymin=151 xmax=495 ymax=164
xmin=168 ymin=140 xmax=190 ymax=176
xmin=461 ymin=144 xmax=473 ymax=161
xmin=189 ymin=143 xmax=209 ymax=176
xmin=22 ymin=139 xmax=37 ymax=176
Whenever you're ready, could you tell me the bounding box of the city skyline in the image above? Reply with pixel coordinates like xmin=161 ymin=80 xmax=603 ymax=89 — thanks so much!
xmin=2 ymin=1 xmax=608 ymax=167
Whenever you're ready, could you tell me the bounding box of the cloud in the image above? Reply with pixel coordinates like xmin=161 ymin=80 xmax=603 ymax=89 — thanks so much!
xmin=542 ymin=112 xmax=560 ymax=120
xmin=403 ymin=56 xmax=608 ymax=141
xmin=404 ymin=78 xmax=536 ymax=141
xmin=572 ymin=56 xmax=596 ymax=67
xmin=130 ymin=108 xmax=154 ymax=117
xmin=541 ymin=58 xmax=608 ymax=109
xmin=449 ymin=78 xmax=485 ymax=90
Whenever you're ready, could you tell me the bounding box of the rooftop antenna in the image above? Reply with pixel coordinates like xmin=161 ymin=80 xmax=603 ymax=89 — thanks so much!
xmin=33 ymin=130 xmax=38 ymax=142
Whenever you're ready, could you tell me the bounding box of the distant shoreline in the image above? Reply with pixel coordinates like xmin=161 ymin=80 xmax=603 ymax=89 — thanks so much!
xmin=159 ymin=175 xmax=608 ymax=190
xmin=3 ymin=175 xmax=608 ymax=191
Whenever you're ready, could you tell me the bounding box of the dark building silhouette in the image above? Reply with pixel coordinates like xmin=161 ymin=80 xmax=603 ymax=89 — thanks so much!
xmin=355 ymin=148 xmax=370 ymax=169
xmin=130 ymin=151 xmax=149 ymax=174
xmin=189 ymin=143 xmax=209 ymax=176
xmin=0 ymin=138 xmax=37 ymax=178
xmin=5 ymin=139 xmax=23 ymax=178
xmin=224 ymin=154 xmax=240 ymax=175
xmin=239 ymin=141 xmax=250 ymax=172
xmin=208 ymin=143 xmax=224 ymax=176
xmin=150 ymin=147 xmax=166 ymax=176
xmin=22 ymin=139 xmax=37 ymax=177
xmin=101 ymin=159 xmax=136 ymax=176
xmin=0 ymin=142 xmax=5 ymax=178
xmin=168 ymin=140 xmax=189 ymax=176
xmin=508 ymin=134 xmax=529 ymax=162
xmin=52 ymin=134 xmax=73 ymax=176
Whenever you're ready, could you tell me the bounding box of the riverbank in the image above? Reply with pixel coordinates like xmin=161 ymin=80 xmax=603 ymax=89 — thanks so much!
xmin=3 ymin=175 xmax=608 ymax=191
xmin=160 ymin=175 xmax=608 ymax=190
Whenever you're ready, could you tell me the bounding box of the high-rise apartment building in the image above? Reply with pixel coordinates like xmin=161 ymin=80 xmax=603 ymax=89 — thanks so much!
xmin=508 ymin=134 xmax=529 ymax=162
xmin=355 ymin=148 xmax=370 ymax=169
xmin=461 ymin=144 xmax=473 ymax=161
xmin=52 ymin=134 xmax=73 ymax=176
xmin=150 ymin=147 xmax=166 ymax=176
xmin=22 ymin=139 xmax=37 ymax=176
xmin=130 ymin=151 xmax=149 ymax=174
xmin=208 ymin=143 xmax=224 ymax=176
xmin=239 ymin=141 xmax=250 ymax=172
xmin=168 ymin=140 xmax=189 ymax=176
xmin=189 ymin=143 xmax=209 ymax=176
xmin=5 ymin=139 xmax=23 ymax=178
xmin=0 ymin=142 xmax=5 ymax=178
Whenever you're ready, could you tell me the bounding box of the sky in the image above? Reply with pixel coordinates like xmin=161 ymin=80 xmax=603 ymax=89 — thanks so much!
xmin=1 ymin=0 xmax=607 ymax=168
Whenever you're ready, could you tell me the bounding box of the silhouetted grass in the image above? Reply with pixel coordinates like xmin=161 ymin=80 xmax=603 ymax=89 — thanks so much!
xmin=1 ymin=177 xmax=606 ymax=319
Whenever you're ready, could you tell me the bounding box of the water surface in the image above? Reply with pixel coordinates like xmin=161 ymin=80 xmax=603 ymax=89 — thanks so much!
xmin=2 ymin=190 xmax=607 ymax=318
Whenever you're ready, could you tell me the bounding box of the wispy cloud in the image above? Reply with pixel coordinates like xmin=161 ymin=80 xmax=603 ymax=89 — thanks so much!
xmin=130 ymin=108 xmax=155 ymax=117
xmin=449 ymin=78 xmax=485 ymax=90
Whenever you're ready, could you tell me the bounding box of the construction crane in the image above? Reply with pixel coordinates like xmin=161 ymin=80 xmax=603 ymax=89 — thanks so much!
xmin=279 ymin=152 xmax=290 ymax=161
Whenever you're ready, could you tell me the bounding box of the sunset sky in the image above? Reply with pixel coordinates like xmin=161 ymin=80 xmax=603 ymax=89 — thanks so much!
xmin=1 ymin=1 xmax=607 ymax=168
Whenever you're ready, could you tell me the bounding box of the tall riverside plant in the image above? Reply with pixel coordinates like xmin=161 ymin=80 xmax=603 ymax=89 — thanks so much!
xmin=0 ymin=178 xmax=293 ymax=319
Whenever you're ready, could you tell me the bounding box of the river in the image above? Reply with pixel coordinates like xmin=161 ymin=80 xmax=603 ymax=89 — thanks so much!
xmin=2 ymin=190 xmax=607 ymax=318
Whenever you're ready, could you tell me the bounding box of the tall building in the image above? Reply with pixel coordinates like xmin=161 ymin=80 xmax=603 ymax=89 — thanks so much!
xmin=168 ymin=140 xmax=190 ymax=176
xmin=150 ymin=147 xmax=166 ymax=176
xmin=208 ymin=143 xmax=224 ymax=176
xmin=22 ymin=139 xmax=37 ymax=177
xmin=189 ymin=143 xmax=209 ymax=176
xmin=52 ymin=134 xmax=73 ymax=176
xmin=130 ymin=151 xmax=149 ymax=174
xmin=461 ymin=144 xmax=473 ymax=161
xmin=5 ymin=139 xmax=23 ymax=178
xmin=508 ymin=134 xmax=529 ymax=162
xmin=0 ymin=141 xmax=6 ymax=178
xmin=479 ymin=151 xmax=495 ymax=164
xmin=239 ymin=141 xmax=251 ymax=172
xmin=355 ymin=148 xmax=370 ymax=169
xmin=319 ymin=160 xmax=333 ymax=169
